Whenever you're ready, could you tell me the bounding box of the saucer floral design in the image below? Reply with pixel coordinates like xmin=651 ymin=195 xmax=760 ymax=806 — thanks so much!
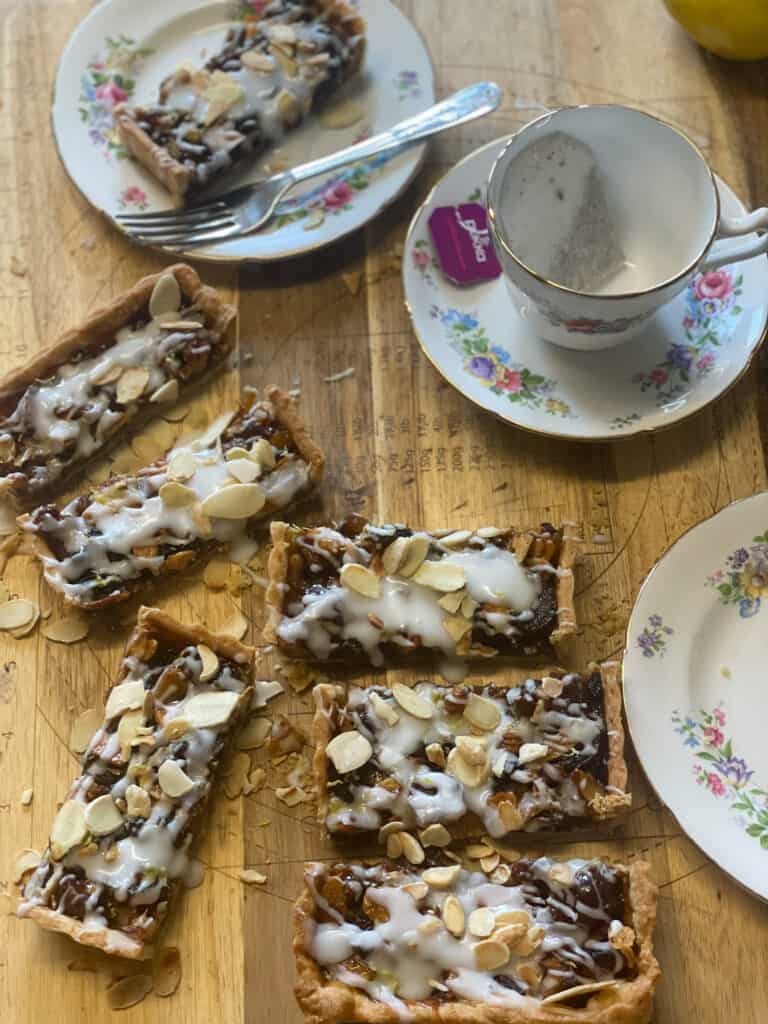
xmin=706 ymin=527 xmax=768 ymax=618
xmin=633 ymin=269 xmax=743 ymax=406
xmin=79 ymin=35 xmax=154 ymax=158
xmin=672 ymin=705 xmax=768 ymax=849
xmin=432 ymin=306 xmax=573 ymax=417
xmin=636 ymin=613 xmax=674 ymax=658
xmin=393 ymin=70 xmax=422 ymax=100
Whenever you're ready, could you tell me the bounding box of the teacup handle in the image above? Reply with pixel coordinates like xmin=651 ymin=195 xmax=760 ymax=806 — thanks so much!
xmin=701 ymin=207 xmax=768 ymax=271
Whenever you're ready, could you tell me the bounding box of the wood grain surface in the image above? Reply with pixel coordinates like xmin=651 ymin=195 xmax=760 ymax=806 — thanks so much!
xmin=2 ymin=1 xmax=768 ymax=1022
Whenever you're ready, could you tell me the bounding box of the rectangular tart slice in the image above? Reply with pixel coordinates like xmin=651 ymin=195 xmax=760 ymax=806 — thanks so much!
xmin=17 ymin=606 xmax=255 ymax=959
xmin=265 ymin=518 xmax=579 ymax=664
xmin=294 ymin=855 xmax=660 ymax=1023
xmin=116 ymin=0 xmax=366 ymax=201
xmin=313 ymin=665 xmax=629 ymax=837
xmin=0 ymin=265 xmax=236 ymax=510
xmin=21 ymin=388 xmax=324 ymax=610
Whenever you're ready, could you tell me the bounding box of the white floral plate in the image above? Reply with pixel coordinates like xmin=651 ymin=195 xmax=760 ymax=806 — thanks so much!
xmin=52 ymin=0 xmax=434 ymax=263
xmin=403 ymin=139 xmax=768 ymax=441
xmin=624 ymin=493 xmax=768 ymax=902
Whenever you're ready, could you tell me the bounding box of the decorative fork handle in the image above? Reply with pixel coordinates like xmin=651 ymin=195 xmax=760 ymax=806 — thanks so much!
xmin=286 ymin=82 xmax=502 ymax=188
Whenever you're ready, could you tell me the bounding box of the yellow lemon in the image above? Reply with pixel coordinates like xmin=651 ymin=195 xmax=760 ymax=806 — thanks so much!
xmin=664 ymin=0 xmax=768 ymax=60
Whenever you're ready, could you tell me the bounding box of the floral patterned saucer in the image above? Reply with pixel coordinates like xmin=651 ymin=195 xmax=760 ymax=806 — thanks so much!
xmin=624 ymin=493 xmax=768 ymax=902
xmin=52 ymin=0 xmax=433 ymax=263
xmin=403 ymin=139 xmax=768 ymax=441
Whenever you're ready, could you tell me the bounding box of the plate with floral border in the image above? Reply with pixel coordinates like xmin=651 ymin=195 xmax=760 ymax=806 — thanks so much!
xmin=52 ymin=0 xmax=434 ymax=263
xmin=624 ymin=492 xmax=768 ymax=903
xmin=403 ymin=138 xmax=768 ymax=441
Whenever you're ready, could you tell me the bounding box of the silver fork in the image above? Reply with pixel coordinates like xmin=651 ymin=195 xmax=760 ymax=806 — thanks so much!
xmin=115 ymin=81 xmax=502 ymax=248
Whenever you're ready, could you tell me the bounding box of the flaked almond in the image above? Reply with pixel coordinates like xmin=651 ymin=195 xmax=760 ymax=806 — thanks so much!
xmin=413 ymin=560 xmax=466 ymax=592
xmin=541 ymin=676 xmax=564 ymax=698
xmin=244 ymin=767 xmax=266 ymax=795
xmin=439 ymin=530 xmax=473 ymax=548
xmin=241 ymin=49 xmax=275 ymax=72
xmin=425 ymin=742 xmax=446 ymax=768
xmin=249 ymin=438 xmax=275 ymax=469
xmin=84 ymin=794 xmax=123 ymax=836
xmin=270 ymin=43 xmax=298 ymax=76
xmin=549 ymin=863 xmax=574 ymax=885
xmin=107 ymin=974 xmax=153 ymax=1011
xmin=498 ymin=799 xmax=524 ymax=831
xmin=540 ymin=981 xmax=620 ymax=1005
xmin=159 ymin=481 xmax=196 ymax=508
xmin=228 ymin=459 xmax=261 ymax=483
xmin=340 ymin=562 xmax=381 ymax=598
xmin=126 ymin=784 xmax=151 ymax=819
xmin=116 ymin=366 xmax=150 ymax=404
xmin=0 ymin=599 xmax=37 ymax=630
xmin=69 ymin=708 xmax=102 ymax=754
xmin=392 ymin=683 xmax=433 ymax=720
xmin=149 ymin=272 xmax=181 ymax=318
xmin=50 ymin=800 xmax=87 ymax=859
xmin=276 ymin=785 xmax=309 ymax=806
xmin=236 ymin=716 xmax=272 ymax=749
xmin=382 ymin=536 xmax=410 ymax=575
xmin=402 ymin=881 xmax=428 ymax=901
xmin=463 ymin=693 xmax=502 ymax=732
xmin=418 ymin=917 xmax=442 ymax=937
xmin=203 ymin=74 xmax=245 ymax=126
xmin=490 ymin=864 xmax=511 ymax=884
xmin=422 ymin=864 xmax=461 ymax=889
xmin=468 ymin=907 xmax=496 ymax=938
xmin=419 ymin=823 xmax=451 ymax=848
xmin=400 ymin=832 xmax=425 ymax=865
xmin=455 ymin=734 xmax=487 ymax=766
xmin=480 ymin=852 xmax=500 ymax=873
xmin=378 ymin=820 xmax=405 ymax=840
xmin=518 ymin=742 xmax=549 ymax=765
xmin=239 ymin=868 xmax=267 ymax=884
xmin=90 ymin=362 xmax=124 ymax=386
xmin=474 ymin=939 xmax=509 ymax=971
xmin=252 ymin=679 xmax=283 ymax=708
xmin=185 ymin=689 xmax=239 ymax=728
xmin=516 ymin=924 xmax=545 ymax=956
xmin=325 ymin=730 xmax=373 ymax=773
xmin=197 ymin=643 xmax=219 ymax=682
xmin=167 ymin=450 xmax=196 ymax=481
xmin=461 ymin=595 xmax=479 ymax=618
xmin=369 ymin=691 xmax=399 ymax=726
xmin=495 ymin=922 xmax=528 ymax=947
xmin=161 ymin=717 xmax=190 ymax=743
xmin=446 ymin=746 xmax=488 ymax=788
xmin=224 ymin=751 xmax=252 ymax=798
xmin=150 ymin=379 xmax=180 ymax=404
xmin=201 ymin=482 xmax=265 ymax=519
xmin=399 ymin=535 xmax=430 ymax=577
xmin=105 ymin=680 xmax=145 ymax=720
xmin=386 ymin=832 xmax=403 ymax=859
xmin=224 ymin=446 xmax=250 ymax=461
xmin=159 ymin=759 xmax=196 ymax=798
xmin=443 ymin=894 xmax=465 ymax=936
xmin=159 ymin=320 xmax=202 ymax=331
xmin=496 ymin=909 xmax=532 ymax=927
xmin=442 ymin=615 xmax=472 ymax=643
xmin=153 ymin=947 xmax=182 ymax=998
xmin=14 ymin=848 xmax=40 ymax=883
xmin=43 ymin=614 xmax=89 ymax=644
xmin=203 ymin=557 xmax=230 ymax=589
xmin=222 ymin=608 xmax=248 ymax=640
xmin=438 ymin=589 xmax=465 ymax=614
xmin=465 ymin=843 xmax=495 ymax=859
xmin=20 ymin=788 xmax=33 ymax=806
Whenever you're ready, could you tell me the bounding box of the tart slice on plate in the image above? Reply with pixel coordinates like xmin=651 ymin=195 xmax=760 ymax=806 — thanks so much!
xmin=116 ymin=0 xmax=367 ymax=201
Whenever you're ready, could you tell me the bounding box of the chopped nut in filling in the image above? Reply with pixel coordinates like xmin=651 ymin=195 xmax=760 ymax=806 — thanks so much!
xmin=116 ymin=0 xmax=366 ymax=199
xmin=314 ymin=669 xmax=630 ymax=837
xmin=266 ymin=518 xmax=579 ymax=664
xmin=21 ymin=388 xmax=323 ymax=609
xmin=0 ymin=267 xmax=235 ymax=506
xmin=17 ymin=607 xmax=254 ymax=959
xmin=296 ymin=857 xmax=659 ymax=1013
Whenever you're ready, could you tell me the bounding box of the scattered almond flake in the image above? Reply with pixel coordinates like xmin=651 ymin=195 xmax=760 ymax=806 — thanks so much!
xmin=14 ymin=848 xmax=40 ymax=883
xmin=107 ymin=974 xmax=153 ymax=1010
xmin=518 ymin=741 xmax=549 ymax=765
xmin=159 ymin=760 xmax=195 ymax=798
xmin=323 ymin=366 xmax=356 ymax=384
xmin=382 ymin=536 xmax=409 ymax=575
xmin=239 ymin=869 xmax=267 ymax=885
xmin=267 ymin=714 xmax=305 ymax=756
xmin=221 ymin=608 xmax=249 ymax=640
xmin=399 ymin=832 xmax=425 ymax=865
xmin=197 ymin=643 xmax=219 ymax=682
xmin=201 ymin=482 xmax=265 ymax=520
xmin=386 ymin=832 xmax=403 ymax=858
xmin=422 ymin=865 xmax=461 ymax=889
xmin=150 ymin=379 xmax=180 ymax=404
xmin=480 ymin=852 xmax=500 ymax=873
xmin=10 ymin=605 xmax=41 ymax=639
xmin=378 ymin=820 xmax=405 ymax=841
xmin=463 ymin=693 xmax=502 ymax=732
xmin=412 ymin=560 xmax=465 ymax=592
xmin=325 ymin=730 xmax=372 ymax=773
xmin=19 ymin=787 xmax=33 ymax=806
xmin=341 ymin=271 xmax=362 ymax=295
xmin=228 ymin=458 xmax=261 ymax=483
xmin=186 ymin=690 xmax=239 ymax=729
xmin=275 ymin=785 xmax=309 ymax=806
xmin=340 ymin=562 xmax=380 ymax=598
xmin=243 ymin=766 xmax=266 ymax=795
xmin=224 ymin=751 xmax=252 ymax=799
xmin=152 ymin=947 xmax=182 ymax=998
xmin=392 ymin=683 xmax=434 ymax=720
xmin=369 ymin=691 xmax=398 ymax=726
xmin=425 ymin=742 xmax=446 ymax=768
xmin=85 ymin=794 xmax=124 ymax=835
xmin=442 ymin=615 xmax=472 ymax=643
xmin=116 ymin=366 xmax=150 ymax=405
xmin=236 ymin=716 xmax=272 ymax=750
xmin=130 ymin=436 xmax=165 ymax=464
xmin=159 ymin=320 xmax=203 ymax=331
xmin=468 ymin=907 xmax=496 ymax=938
xmin=465 ymin=843 xmax=494 ymax=859
xmin=438 ymin=589 xmax=465 ymax=614
xmin=541 ymin=981 xmax=618 ymax=1005
xmin=541 ymin=676 xmax=564 ymax=698
xmin=474 ymin=938 xmax=509 ymax=971
xmin=399 ymin=535 xmax=430 ymax=577
xmin=446 ymin=747 xmax=487 ymax=788
xmin=252 ymin=679 xmax=283 ymax=709
xmin=163 ymin=401 xmax=191 ymax=423
xmin=549 ymin=863 xmax=574 ymax=885
xmin=50 ymin=800 xmax=87 ymax=860
xmin=69 ymin=707 xmax=103 ymax=753
xmin=442 ymin=894 xmax=465 ymax=936
xmin=0 ymin=598 xmax=37 ymax=631
xmin=42 ymin=614 xmax=90 ymax=644
xmin=418 ymin=823 xmax=451 ymax=848
xmin=203 ymin=557 xmax=231 ymax=589
xmin=149 ymin=273 xmax=181 ymax=318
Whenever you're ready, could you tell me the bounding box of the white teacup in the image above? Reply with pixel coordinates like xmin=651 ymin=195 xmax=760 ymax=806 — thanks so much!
xmin=487 ymin=105 xmax=768 ymax=351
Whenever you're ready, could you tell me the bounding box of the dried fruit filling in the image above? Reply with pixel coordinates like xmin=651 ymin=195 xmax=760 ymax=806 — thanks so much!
xmin=18 ymin=617 xmax=252 ymax=954
xmin=304 ymin=858 xmax=637 ymax=1007
xmin=276 ymin=519 xmax=571 ymax=663
xmin=320 ymin=674 xmax=624 ymax=836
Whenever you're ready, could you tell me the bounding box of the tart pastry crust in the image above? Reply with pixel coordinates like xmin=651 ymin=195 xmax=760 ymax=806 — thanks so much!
xmin=0 ymin=264 xmax=236 ymax=509
xmin=17 ymin=606 xmax=255 ymax=959
xmin=311 ymin=663 xmax=630 ymax=837
xmin=294 ymin=857 xmax=660 ymax=1024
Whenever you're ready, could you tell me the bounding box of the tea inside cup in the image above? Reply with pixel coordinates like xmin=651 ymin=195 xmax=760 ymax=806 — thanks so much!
xmin=489 ymin=105 xmax=718 ymax=297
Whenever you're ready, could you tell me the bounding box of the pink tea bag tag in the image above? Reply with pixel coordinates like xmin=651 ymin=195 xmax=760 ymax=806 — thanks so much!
xmin=427 ymin=203 xmax=502 ymax=285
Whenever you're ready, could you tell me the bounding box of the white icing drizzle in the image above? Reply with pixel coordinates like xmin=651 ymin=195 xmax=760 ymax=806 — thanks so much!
xmin=325 ymin=679 xmax=607 ymax=836
xmin=305 ymin=859 xmax=629 ymax=1011
xmin=277 ymin=527 xmax=550 ymax=665
xmin=19 ymin=638 xmax=250 ymax=939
